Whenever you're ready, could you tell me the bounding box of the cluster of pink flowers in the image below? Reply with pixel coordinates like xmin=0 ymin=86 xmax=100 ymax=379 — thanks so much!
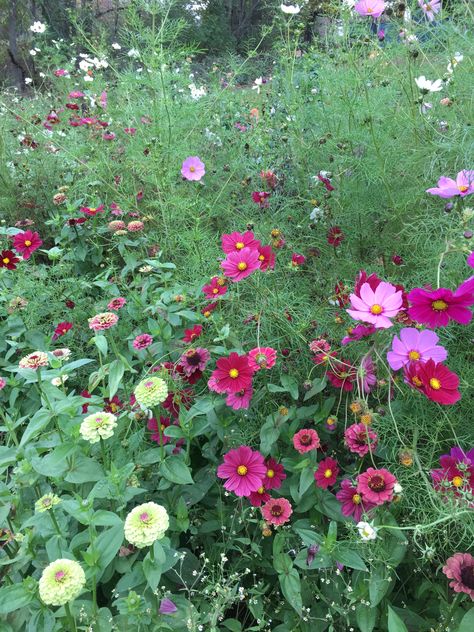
xmin=0 ymin=230 xmax=43 ymax=271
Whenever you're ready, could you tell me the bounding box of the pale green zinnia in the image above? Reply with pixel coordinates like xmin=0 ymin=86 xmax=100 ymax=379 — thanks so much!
xmin=80 ymin=411 xmax=117 ymax=444
xmin=133 ymin=377 xmax=168 ymax=410
xmin=38 ymin=558 xmax=86 ymax=606
xmin=35 ymin=493 xmax=61 ymax=513
xmin=124 ymin=502 xmax=169 ymax=549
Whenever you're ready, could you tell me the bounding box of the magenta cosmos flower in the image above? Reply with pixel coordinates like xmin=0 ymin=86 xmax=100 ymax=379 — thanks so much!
xmin=202 ymin=277 xmax=227 ymax=299
xmin=344 ymin=423 xmax=378 ymax=457
xmin=181 ymin=156 xmax=205 ymax=181
xmin=221 ymin=247 xmax=261 ymax=282
xmin=217 ymin=446 xmax=266 ymax=497
xmin=407 ymin=285 xmax=474 ymax=327
xmin=336 ymin=479 xmax=375 ymax=522
xmin=248 ymin=347 xmax=277 ymax=371
xmin=354 ymin=0 xmax=386 ymax=18
xmin=431 ymin=447 xmax=474 ymax=495
xmin=443 ymin=553 xmax=474 ymax=601
xmin=293 ymin=429 xmax=321 ymax=454
xmin=133 ymin=334 xmax=153 ymax=350
xmin=261 ymin=497 xmax=293 ymax=526
xmin=209 ymin=352 xmax=254 ymax=394
xmin=387 ymin=328 xmax=447 ymax=370
xmin=221 ymin=231 xmax=260 ymax=254
xmin=418 ymin=1 xmax=441 ymax=22
xmin=357 ymin=354 xmax=377 ymax=394
xmin=225 ymin=386 xmax=253 ymax=410
xmin=263 ymin=458 xmax=286 ymax=490
xmin=12 ymin=231 xmax=43 ymax=259
xmin=347 ymin=281 xmax=403 ymax=329
xmin=314 ymin=457 xmax=339 ymax=489
xmin=357 ymin=468 xmax=397 ymax=506
xmin=426 ymin=170 xmax=474 ymax=198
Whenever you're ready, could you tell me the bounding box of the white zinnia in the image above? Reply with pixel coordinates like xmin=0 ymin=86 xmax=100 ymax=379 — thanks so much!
xmin=80 ymin=412 xmax=117 ymax=444
xmin=357 ymin=521 xmax=378 ymax=541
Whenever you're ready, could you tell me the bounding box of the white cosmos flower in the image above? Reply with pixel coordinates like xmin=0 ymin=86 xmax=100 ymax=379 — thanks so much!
xmin=25 ymin=78 xmax=33 ymax=85
xmin=281 ymin=3 xmax=301 ymax=13
xmin=83 ymin=75 xmax=94 ymax=82
xmin=447 ymin=52 xmax=463 ymax=74
xmin=79 ymin=59 xmax=92 ymax=72
xmin=414 ymin=75 xmax=443 ymax=93
xmin=252 ymin=77 xmax=264 ymax=94
xmin=357 ymin=521 xmax=378 ymax=541
xmin=30 ymin=21 xmax=46 ymax=33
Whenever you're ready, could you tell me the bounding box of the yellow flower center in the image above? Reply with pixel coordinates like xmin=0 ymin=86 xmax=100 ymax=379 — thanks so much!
xmin=161 ymin=424 xmax=165 ymax=432
xmin=412 ymin=376 xmax=423 ymax=387
xmin=229 ymin=368 xmax=239 ymax=378
xmin=452 ymin=476 xmax=463 ymax=488
xmin=266 ymin=469 xmax=275 ymax=478
xmin=203 ymin=311 xmax=211 ymax=318
xmin=237 ymin=465 xmax=248 ymax=476
xmin=458 ymin=185 xmax=468 ymax=192
xmin=259 ymin=255 xmax=265 ymax=261
xmin=189 ymin=166 xmax=195 ymax=172
xmin=212 ymin=288 xmax=219 ymax=294
xmin=370 ymin=304 xmax=383 ymax=315
xmin=236 ymin=242 xmax=245 ymax=250
xmin=408 ymin=350 xmax=420 ymax=361
xmin=257 ymin=486 xmax=265 ymax=494
xmin=432 ymin=299 xmax=448 ymax=311
xmin=324 ymin=469 xmax=333 ymax=479
xmin=217 ymin=277 xmax=225 ymax=286
xmin=237 ymin=262 xmax=247 ymax=271
xmin=3 ymin=258 xmax=10 ymax=264
xmin=429 ymin=377 xmax=441 ymax=390
xmin=367 ymin=7 xmax=373 ymax=13
xmin=24 ymin=240 xmax=32 ymax=246
xmin=352 ymin=493 xmax=361 ymax=504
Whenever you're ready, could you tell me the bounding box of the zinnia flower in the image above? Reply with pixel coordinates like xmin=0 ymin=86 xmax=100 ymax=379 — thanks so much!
xmin=178 ymin=347 xmax=210 ymax=376
xmin=387 ymin=328 xmax=447 ymax=370
xmin=134 ymin=377 xmax=168 ymax=409
xmin=347 ymin=281 xmax=403 ymax=328
xmin=53 ymin=321 xmax=73 ymax=341
xmin=35 ymin=493 xmax=61 ymax=513
xmin=263 ymin=458 xmax=286 ymax=490
xmin=225 ymin=386 xmax=253 ymax=410
xmin=88 ymin=312 xmax=119 ymax=331
xmin=12 ymin=230 xmax=42 ymax=259
xmin=357 ymin=467 xmax=397 ymax=505
xmin=344 ymin=423 xmax=378 ymax=457
xmin=261 ymin=497 xmax=293 ymax=526
xmin=209 ymin=352 xmax=254 ymax=394
xmin=39 ymin=559 xmax=86 ymax=606
xmin=133 ymin=333 xmax=153 ymax=350
xmin=107 ymin=297 xmax=126 ymax=310
xmin=181 ymin=156 xmax=205 ymax=181
xmin=336 ymin=479 xmax=374 ymax=522
xmin=124 ymin=502 xmax=169 ymax=548
xmin=314 ymin=457 xmax=339 ymax=489
xmin=80 ymin=412 xmax=117 ymax=443
xmin=426 ymin=170 xmax=474 ymax=198
xmin=0 ymin=250 xmax=20 ymax=270
xmin=217 ymin=446 xmax=266 ymax=497
xmin=418 ymin=0 xmax=441 ymax=22
xmin=248 ymin=347 xmax=277 ymax=371
xmin=221 ymin=247 xmax=261 ymax=282
xmin=442 ymin=553 xmax=474 ymax=600
xmin=293 ymin=429 xmax=321 ymax=454
xmin=19 ymin=351 xmax=49 ymax=369
xmin=407 ymin=285 xmax=474 ymax=327
xmin=354 ymin=0 xmax=385 ymax=18
xmin=221 ymin=231 xmax=260 ymax=254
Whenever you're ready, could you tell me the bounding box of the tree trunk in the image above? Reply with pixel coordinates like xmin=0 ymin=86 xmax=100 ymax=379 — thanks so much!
xmin=7 ymin=0 xmax=27 ymax=91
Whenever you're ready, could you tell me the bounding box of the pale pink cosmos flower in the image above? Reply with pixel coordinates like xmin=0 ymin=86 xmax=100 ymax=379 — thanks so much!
xmin=347 ymin=281 xmax=403 ymax=328
xmin=426 ymin=170 xmax=474 ymax=199
xmin=181 ymin=156 xmax=205 ymax=181
xmin=354 ymin=0 xmax=386 ymax=18
xmin=387 ymin=328 xmax=447 ymax=371
xmin=0 ymin=377 xmax=7 ymax=390
xmin=418 ymin=0 xmax=441 ymax=22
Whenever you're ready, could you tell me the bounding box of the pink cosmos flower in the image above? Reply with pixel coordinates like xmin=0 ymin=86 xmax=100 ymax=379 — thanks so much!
xmin=431 ymin=447 xmax=474 ymax=496
xmin=69 ymin=90 xmax=85 ymax=98
xmin=12 ymin=231 xmax=43 ymax=259
xmin=418 ymin=0 xmax=442 ymax=22
xmin=341 ymin=324 xmax=376 ymax=345
xmin=336 ymin=479 xmax=375 ymax=522
xmin=247 ymin=347 xmax=277 ymax=371
xmin=414 ymin=360 xmax=461 ymax=406
xmin=357 ymin=467 xmax=397 ymax=506
xmin=293 ymin=429 xmax=321 ymax=454
xmin=251 ymin=191 xmax=270 ymax=208
xmin=178 ymin=347 xmax=210 ymax=376
xmin=181 ymin=156 xmax=205 ymax=181
xmin=261 ymin=497 xmax=293 ymax=526
xmin=442 ymin=553 xmax=474 ymax=600
xmin=209 ymin=352 xmax=254 ymax=394
xmin=124 ymin=127 xmax=137 ymax=135
xmin=183 ymin=325 xmax=202 ymax=343
xmin=202 ymin=277 xmax=227 ymax=299
xmin=387 ymin=328 xmax=447 ymax=370
xmin=347 ymin=281 xmax=403 ymax=328
xmin=426 ymin=170 xmax=474 ymax=198
xmin=133 ymin=334 xmax=153 ymax=350
xmin=226 ymin=386 xmax=253 ymax=410
xmin=291 ymin=253 xmax=306 ymax=267
xmin=263 ymin=458 xmax=286 ymax=490
xmin=88 ymin=312 xmax=118 ymax=331
xmin=217 ymin=446 xmax=266 ymax=497
xmin=102 ymin=133 xmax=116 ymax=141
xmin=314 ymin=457 xmax=339 ymax=489
xmin=108 ymin=297 xmax=127 ymax=310
xmin=257 ymin=245 xmax=275 ymax=271
xmin=221 ymin=247 xmax=261 ymax=282
xmin=354 ymin=0 xmax=386 ymax=18
xmin=358 ymin=354 xmax=377 ymax=394
xmin=407 ymin=284 xmax=474 ymax=328
xmin=344 ymin=423 xmax=378 ymax=457
xmin=248 ymin=486 xmax=270 ymax=507
xmin=221 ymin=231 xmax=260 ymax=254
xmin=80 ymin=204 xmax=105 ymax=216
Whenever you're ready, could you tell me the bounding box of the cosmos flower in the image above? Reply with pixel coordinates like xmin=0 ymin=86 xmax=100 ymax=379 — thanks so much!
xmin=280 ymin=3 xmax=301 ymax=14
xmin=327 ymin=358 xmax=357 ymax=392
xmin=407 ymin=285 xmax=474 ymax=327
xmin=257 ymin=245 xmax=276 ymax=270
xmin=12 ymin=231 xmax=42 ymax=259
xmin=248 ymin=486 xmax=270 ymax=507
xmin=327 ymin=226 xmax=344 ymax=246
xmin=357 ymin=467 xmax=397 ymax=505
xmin=291 ymin=253 xmax=306 ymax=267
xmin=418 ymin=0 xmax=441 ymax=22
xmin=251 ymin=191 xmax=271 ymax=208
xmin=314 ymin=457 xmax=339 ymax=489
xmin=52 ymin=321 xmax=73 ymax=341
xmin=247 ymin=347 xmax=277 ymax=371
xmin=426 ymin=170 xmax=474 ymax=198
xmin=293 ymin=429 xmax=321 ymax=454
xmin=347 ymin=281 xmax=403 ymax=328
xmin=183 ymin=325 xmax=202 ymax=343
xmin=414 ymin=359 xmax=461 ymax=405
xmin=261 ymin=498 xmax=293 ymax=526
xmin=202 ymin=277 xmax=227 ymax=299
xmin=354 ymin=0 xmax=385 ymax=18
xmin=181 ymin=156 xmax=205 ymax=181
xmin=387 ymin=328 xmax=447 ymax=370
xmin=0 ymin=250 xmax=20 ymax=270
xmin=431 ymin=447 xmax=474 ymax=496
xmin=221 ymin=247 xmax=261 ymax=282
xmin=209 ymin=352 xmax=254 ymax=394
xmin=217 ymin=446 xmax=266 ymax=497
xmin=336 ymin=479 xmax=375 ymax=522
xmin=221 ymin=231 xmax=260 ymax=254
xmin=415 ymin=76 xmax=443 ymax=93
xmin=80 ymin=204 xmax=105 ymax=216
xmin=263 ymin=458 xmax=286 ymax=490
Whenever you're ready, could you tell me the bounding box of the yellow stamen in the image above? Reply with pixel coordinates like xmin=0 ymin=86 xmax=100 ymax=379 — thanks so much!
xmin=266 ymin=469 xmax=275 ymax=479
xmin=324 ymin=469 xmax=333 ymax=479
xmin=237 ymin=262 xmax=247 ymax=271
xmin=237 ymin=465 xmax=247 ymax=476
xmin=408 ymin=350 xmax=420 ymax=361
xmin=3 ymin=258 xmax=10 ymax=264
xmin=229 ymin=368 xmax=239 ymax=378
xmin=24 ymin=240 xmax=32 ymax=247
xmin=432 ymin=299 xmax=448 ymax=311
xmin=236 ymin=242 xmax=245 ymax=250
xmin=370 ymin=304 xmax=383 ymax=315
xmin=352 ymin=494 xmax=361 ymax=504
xmin=452 ymin=476 xmax=463 ymax=488
xmin=429 ymin=378 xmax=441 ymax=390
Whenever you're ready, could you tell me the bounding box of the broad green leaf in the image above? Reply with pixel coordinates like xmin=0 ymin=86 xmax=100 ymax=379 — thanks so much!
xmin=298 ymin=467 xmax=315 ymax=497
xmin=369 ymin=564 xmax=393 ymax=607
xmin=160 ymin=456 xmax=194 ymax=485
xmin=65 ymin=456 xmax=104 ymax=484
xmin=108 ymin=359 xmax=125 ymax=399
xmin=279 ymin=568 xmax=302 ymax=615
xmin=458 ymin=608 xmax=474 ymax=632
xmin=387 ymin=605 xmax=409 ymax=632
xmin=335 ymin=546 xmax=367 ymax=571
xmin=356 ymin=604 xmax=377 ymax=632
xmin=222 ymin=619 xmax=242 ymax=632
xmin=20 ymin=409 xmax=50 ymax=446
xmin=94 ymin=523 xmax=124 ymax=573
xmin=92 ymin=335 xmax=108 ymax=357
xmin=281 ymin=374 xmax=299 ymax=400
xmin=303 ymin=377 xmax=327 ymax=401
xmin=0 ymin=583 xmax=34 ymax=615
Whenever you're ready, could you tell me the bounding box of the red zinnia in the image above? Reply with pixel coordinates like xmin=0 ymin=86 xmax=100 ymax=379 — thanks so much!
xmin=12 ymin=231 xmax=43 ymax=259
xmin=209 ymin=352 xmax=254 ymax=394
xmin=357 ymin=467 xmax=397 ymax=506
xmin=52 ymin=321 xmax=73 ymax=341
xmin=261 ymin=497 xmax=293 ymax=526
xmin=0 ymin=250 xmax=20 ymax=270
xmin=217 ymin=446 xmax=266 ymax=497
xmin=263 ymin=458 xmax=286 ymax=490
xmin=314 ymin=457 xmax=339 ymax=489
xmin=183 ymin=325 xmax=203 ymax=343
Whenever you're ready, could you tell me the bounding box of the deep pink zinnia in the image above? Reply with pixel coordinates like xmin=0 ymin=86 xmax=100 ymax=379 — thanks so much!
xmin=221 ymin=231 xmax=260 ymax=254
xmin=133 ymin=334 xmax=153 ymax=350
xmin=12 ymin=231 xmax=42 ymax=259
xmin=52 ymin=321 xmax=73 ymax=341
xmin=314 ymin=457 xmax=339 ymax=489
xmin=221 ymin=247 xmax=261 ymax=282
xmin=293 ymin=429 xmax=321 ymax=454
xmin=108 ymin=297 xmax=127 ymax=310
xmin=217 ymin=446 xmax=266 ymax=497
xmin=357 ymin=467 xmax=397 ymax=506
xmin=225 ymin=386 xmax=253 ymax=410
xmin=407 ymin=285 xmax=474 ymax=328
xmin=209 ymin=352 xmax=254 ymax=394
xmin=442 ymin=553 xmax=474 ymax=601
xmin=347 ymin=281 xmax=403 ymax=328
xmin=344 ymin=423 xmax=378 ymax=457
xmin=248 ymin=347 xmax=277 ymax=371
xmin=181 ymin=156 xmax=205 ymax=181
xmin=336 ymin=479 xmax=375 ymax=522
xmin=178 ymin=347 xmax=210 ymax=376
xmin=426 ymin=170 xmax=474 ymax=199
xmin=202 ymin=277 xmax=227 ymax=299
xmin=263 ymin=458 xmax=286 ymax=490
xmin=261 ymin=497 xmax=293 ymax=526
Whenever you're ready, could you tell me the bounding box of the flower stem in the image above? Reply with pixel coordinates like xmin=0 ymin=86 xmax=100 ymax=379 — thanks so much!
xmin=64 ymin=603 xmax=76 ymax=632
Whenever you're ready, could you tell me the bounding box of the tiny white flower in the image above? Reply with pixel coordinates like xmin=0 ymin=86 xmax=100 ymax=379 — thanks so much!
xmin=447 ymin=52 xmax=463 ymax=74
xmin=281 ymin=3 xmax=301 ymax=14
xmin=24 ymin=78 xmax=33 ymax=85
xmin=29 ymin=49 xmax=37 ymax=56
xmin=30 ymin=21 xmax=46 ymax=34
xmin=357 ymin=521 xmax=378 ymax=541
xmin=111 ymin=42 xmax=122 ymax=50
xmin=394 ymin=483 xmax=403 ymax=495
xmin=252 ymin=77 xmax=264 ymax=94
xmin=414 ymin=75 xmax=443 ymax=93
xmin=127 ymin=48 xmax=140 ymax=58
xmin=310 ymin=207 xmax=324 ymax=221
xmin=83 ymin=75 xmax=93 ymax=82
